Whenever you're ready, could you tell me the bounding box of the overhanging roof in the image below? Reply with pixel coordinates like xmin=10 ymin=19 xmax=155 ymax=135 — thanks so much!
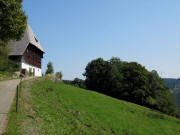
xmin=9 ymin=24 xmax=45 ymax=56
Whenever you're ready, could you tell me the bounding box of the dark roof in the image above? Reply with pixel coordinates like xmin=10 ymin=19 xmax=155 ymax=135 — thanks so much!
xmin=9 ymin=24 xmax=45 ymax=56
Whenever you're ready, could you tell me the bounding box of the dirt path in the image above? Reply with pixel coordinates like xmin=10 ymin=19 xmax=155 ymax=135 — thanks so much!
xmin=0 ymin=79 xmax=20 ymax=135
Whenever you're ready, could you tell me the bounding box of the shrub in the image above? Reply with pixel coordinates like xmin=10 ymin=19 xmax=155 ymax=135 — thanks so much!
xmin=56 ymin=72 xmax=63 ymax=80
xmin=72 ymin=78 xmax=86 ymax=89
xmin=0 ymin=74 xmax=6 ymax=78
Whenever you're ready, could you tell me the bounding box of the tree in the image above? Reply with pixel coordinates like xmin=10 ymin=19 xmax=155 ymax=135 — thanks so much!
xmin=120 ymin=62 xmax=151 ymax=105
xmin=0 ymin=0 xmax=27 ymax=72
xmin=84 ymin=58 xmax=111 ymax=93
xmin=84 ymin=57 xmax=178 ymax=117
xmin=107 ymin=57 xmax=125 ymax=97
xmin=72 ymin=78 xmax=86 ymax=89
xmin=46 ymin=62 xmax=54 ymax=74
xmin=148 ymin=70 xmax=178 ymax=116
xmin=0 ymin=45 xmax=10 ymax=70
xmin=0 ymin=45 xmax=20 ymax=72
xmin=0 ymin=0 xmax=27 ymax=43
xmin=56 ymin=72 xmax=63 ymax=80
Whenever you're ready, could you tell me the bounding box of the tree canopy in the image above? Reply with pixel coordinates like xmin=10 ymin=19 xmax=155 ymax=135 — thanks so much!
xmin=84 ymin=57 xmax=179 ymax=117
xmin=0 ymin=0 xmax=26 ymax=73
xmin=0 ymin=0 xmax=27 ymax=43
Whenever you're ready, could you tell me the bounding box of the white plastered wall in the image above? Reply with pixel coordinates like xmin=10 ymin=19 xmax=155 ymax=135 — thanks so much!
xmin=21 ymin=62 xmax=42 ymax=76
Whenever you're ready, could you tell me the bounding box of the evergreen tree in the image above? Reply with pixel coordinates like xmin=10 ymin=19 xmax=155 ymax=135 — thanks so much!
xmin=46 ymin=62 xmax=54 ymax=74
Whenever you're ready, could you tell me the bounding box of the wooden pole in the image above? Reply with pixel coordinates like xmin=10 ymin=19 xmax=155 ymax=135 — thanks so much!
xmin=16 ymin=85 xmax=19 ymax=112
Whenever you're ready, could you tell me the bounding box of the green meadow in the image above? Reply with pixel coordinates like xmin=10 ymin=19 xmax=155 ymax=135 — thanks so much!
xmin=4 ymin=78 xmax=180 ymax=135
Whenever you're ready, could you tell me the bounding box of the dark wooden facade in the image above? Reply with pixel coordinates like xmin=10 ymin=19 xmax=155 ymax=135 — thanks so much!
xmin=22 ymin=44 xmax=43 ymax=68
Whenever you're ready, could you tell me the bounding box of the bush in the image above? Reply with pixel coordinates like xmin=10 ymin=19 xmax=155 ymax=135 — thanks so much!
xmin=56 ymin=72 xmax=63 ymax=80
xmin=72 ymin=78 xmax=86 ymax=89
xmin=0 ymin=74 xmax=7 ymax=78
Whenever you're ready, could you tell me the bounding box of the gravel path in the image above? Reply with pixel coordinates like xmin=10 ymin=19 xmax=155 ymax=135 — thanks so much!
xmin=0 ymin=79 xmax=20 ymax=135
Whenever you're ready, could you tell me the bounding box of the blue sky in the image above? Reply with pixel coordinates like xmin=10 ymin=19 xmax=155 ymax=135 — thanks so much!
xmin=23 ymin=0 xmax=180 ymax=80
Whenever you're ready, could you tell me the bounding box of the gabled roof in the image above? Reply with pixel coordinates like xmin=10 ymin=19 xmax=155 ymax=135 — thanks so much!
xmin=9 ymin=24 xmax=45 ymax=56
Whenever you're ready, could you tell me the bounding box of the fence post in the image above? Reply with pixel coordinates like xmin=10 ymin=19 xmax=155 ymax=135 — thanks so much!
xmin=16 ymin=85 xmax=19 ymax=112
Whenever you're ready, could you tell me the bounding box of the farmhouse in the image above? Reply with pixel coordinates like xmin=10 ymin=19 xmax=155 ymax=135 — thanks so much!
xmin=9 ymin=24 xmax=45 ymax=76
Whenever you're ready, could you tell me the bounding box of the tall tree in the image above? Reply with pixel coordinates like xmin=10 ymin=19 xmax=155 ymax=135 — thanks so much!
xmin=46 ymin=62 xmax=54 ymax=74
xmin=0 ymin=0 xmax=27 ymax=44
xmin=120 ymin=62 xmax=150 ymax=105
xmin=84 ymin=58 xmax=111 ymax=93
xmin=0 ymin=0 xmax=27 ymax=71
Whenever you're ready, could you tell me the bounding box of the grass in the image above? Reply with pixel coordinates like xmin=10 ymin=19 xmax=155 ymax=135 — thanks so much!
xmin=0 ymin=71 xmax=21 ymax=82
xmin=4 ymin=78 xmax=180 ymax=135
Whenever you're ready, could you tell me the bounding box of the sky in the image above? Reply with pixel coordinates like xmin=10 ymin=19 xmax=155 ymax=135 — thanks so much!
xmin=22 ymin=0 xmax=180 ymax=80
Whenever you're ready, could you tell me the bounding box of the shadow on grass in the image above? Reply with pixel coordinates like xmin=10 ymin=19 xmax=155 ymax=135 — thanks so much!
xmin=147 ymin=113 xmax=166 ymax=120
xmin=122 ymin=129 xmax=140 ymax=135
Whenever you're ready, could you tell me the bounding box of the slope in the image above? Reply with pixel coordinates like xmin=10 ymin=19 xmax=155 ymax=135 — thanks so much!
xmin=4 ymin=78 xmax=180 ymax=135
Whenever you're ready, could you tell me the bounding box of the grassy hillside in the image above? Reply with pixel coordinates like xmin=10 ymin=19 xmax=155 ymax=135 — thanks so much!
xmin=5 ymin=78 xmax=180 ymax=135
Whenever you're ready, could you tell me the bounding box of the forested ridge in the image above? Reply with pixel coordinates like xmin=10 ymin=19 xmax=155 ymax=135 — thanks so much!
xmin=83 ymin=57 xmax=179 ymax=117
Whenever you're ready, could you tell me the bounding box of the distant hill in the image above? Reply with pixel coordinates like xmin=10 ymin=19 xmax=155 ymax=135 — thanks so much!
xmin=163 ymin=78 xmax=180 ymax=108
xmin=163 ymin=78 xmax=180 ymax=90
